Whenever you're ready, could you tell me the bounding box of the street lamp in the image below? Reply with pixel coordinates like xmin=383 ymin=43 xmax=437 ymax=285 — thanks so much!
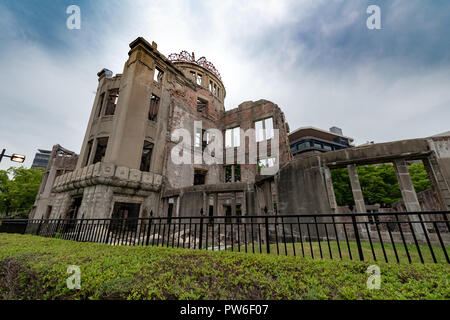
xmin=0 ymin=149 xmax=26 ymax=164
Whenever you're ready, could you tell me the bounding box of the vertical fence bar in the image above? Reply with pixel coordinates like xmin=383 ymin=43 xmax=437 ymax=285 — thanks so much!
xmin=394 ymin=214 xmax=411 ymax=264
xmin=351 ymin=215 xmax=364 ymax=261
xmin=264 ymin=217 xmax=270 ymax=254
xmin=364 ymin=222 xmax=376 ymax=261
xmin=374 ymin=220 xmax=388 ymax=263
xmin=418 ymin=213 xmax=437 ymax=263
xmin=433 ymin=221 xmax=449 ymax=264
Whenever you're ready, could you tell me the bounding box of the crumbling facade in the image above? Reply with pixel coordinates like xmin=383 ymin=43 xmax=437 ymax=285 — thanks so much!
xmin=31 ymin=37 xmax=450 ymax=228
xmin=31 ymin=37 xmax=291 ymax=221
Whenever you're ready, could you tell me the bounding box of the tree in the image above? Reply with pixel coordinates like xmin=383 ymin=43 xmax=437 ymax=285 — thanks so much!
xmin=331 ymin=162 xmax=431 ymax=208
xmin=0 ymin=166 xmax=44 ymax=218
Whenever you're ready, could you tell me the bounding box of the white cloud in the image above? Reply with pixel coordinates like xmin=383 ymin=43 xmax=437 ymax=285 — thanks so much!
xmin=0 ymin=0 xmax=449 ymax=171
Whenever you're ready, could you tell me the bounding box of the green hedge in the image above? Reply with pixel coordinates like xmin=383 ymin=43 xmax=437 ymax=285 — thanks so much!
xmin=0 ymin=234 xmax=448 ymax=300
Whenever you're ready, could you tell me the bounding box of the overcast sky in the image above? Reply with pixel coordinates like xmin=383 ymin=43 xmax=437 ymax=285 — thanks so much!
xmin=0 ymin=0 xmax=449 ymax=170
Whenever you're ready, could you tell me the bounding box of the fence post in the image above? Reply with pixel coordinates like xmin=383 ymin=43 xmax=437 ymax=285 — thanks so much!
xmin=145 ymin=218 xmax=152 ymax=246
xmin=199 ymin=216 xmax=204 ymax=250
xmin=351 ymin=215 xmax=364 ymax=261
xmin=76 ymin=219 xmax=84 ymax=242
xmin=265 ymin=216 xmax=270 ymax=254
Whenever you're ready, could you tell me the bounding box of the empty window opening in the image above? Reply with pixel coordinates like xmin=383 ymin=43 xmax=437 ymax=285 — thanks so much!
xmin=209 ymin=81 xmax=213 ymax=92
xmin=84 ymin=140 xmax=93 ymax=166
xmin=110 ymin=202 xmax=141 ymax=232
xmin=196 ymin=73 xmax=202 ymax=85
xmin=105 ymin=89 xmax=119 ymax=116
xmin=190 ymin=71 xmax=196 ymax=81
xmin=194 ymin=128 xmax=207 ymax=151
xmin=235 ymin=204 xmax=242 ymax=224
xmin=225 ymin=164 xmax=241 ymax=183
xmin=213 ymin=83 xmax=217 ymax=95
xmin=197 ymin=97 xmax=208 ymax=113
xmin=209 ymin=205 xmax=214 ymax=224
xmin=140 ymin=140 xmax=154 ymax=172
xmin=149 ymin=94 xmax=160 ymax=121
xmin=255 ymin=117 xmax=274 ymax=142
xmin=154 ymin=67 xmax=164 ymax=82
xmin=93 ymin=137 xmax=108 ymax=164
xmin=258 ymin=158 xmax=276 ymax=172
xmin=97 ymin=93 xmax=105 ymax=118
xmin=194 ymin=169 xmax=207 ymax=185
xmin=167 ymin=202 xmax=174 ymax=224
xmin=225 ymin=127 xmax=240 ymax=148
xmin=224 ymin=205 xmax=232 ymax=223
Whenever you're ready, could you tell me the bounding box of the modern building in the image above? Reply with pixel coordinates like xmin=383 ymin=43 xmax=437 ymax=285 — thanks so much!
xmin=288 ymin=126 xmax=354 ymax=158
xmin=31 ymin=149 xmax=52 ymax=168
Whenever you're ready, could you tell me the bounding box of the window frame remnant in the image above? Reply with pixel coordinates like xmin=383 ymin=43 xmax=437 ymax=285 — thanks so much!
xmin=93 ymin=137 xmax=109 ymax=164
xmin=225 ymin=127 xmax=240 ymax=148
xmin=97 ymin=93 xmax=105 ymax=118
xmin=84 ymin=139 xmax=93 ymax=166
xmin=194 ymin=168 xmax=207 ymax=185
xmin=197 ymin=97 xmax=208 ymax=113
xmin=140 ymin=140 xmax=154 ymax=172
xmin=255 ymin=117 xmax=274 ymax=142
xmin=104 ymin=89 xmax=119 ymax=116
xmin=154 ymin=66 xmax=164 ymax=83
xmin=196 ymin=73 xmax=202 ymax=86
xmin=148 ymin=94 xmax=160 ymax=121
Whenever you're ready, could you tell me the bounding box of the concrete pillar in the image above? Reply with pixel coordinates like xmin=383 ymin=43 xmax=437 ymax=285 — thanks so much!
xmin=347 ymin=164 xmax=367 ymax=213
xmin=393 ymin=159 xmax=425 ymax=239
xmin=393 ymin=159 xmax=422 ymax=212
xmin=323 ymin=167 xmax=338 ymax=213
xmin=202 ymin=192 xmax=208 ymax=216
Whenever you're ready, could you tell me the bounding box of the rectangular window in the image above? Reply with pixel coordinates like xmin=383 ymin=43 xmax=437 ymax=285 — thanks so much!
xmin=290 ymin=145 xmax=297 ymax=153
xmin=209 ymin=81 xmax=213 ymax=92
xmin=104 ymin=89 xmax=119 ymax=116
xmin=110 ymin=202 xmax=141 ymax=232
xmin=209 ymin=205 xmax=214 ymax=224
xmin=255 ymin=117 xmax=274 ymax=142
xmin=234 ymin=164 xmax=241 ymax=182
xmin=140 ymin=141 xmax=154 ymax=172
xmin=194 ymin=169 xmax=207 ymax=185
xmin=149 ymin=94 xmax=160 ymax=121
xmin=197 ymin=97 xmax=207 ymax=113
xmin=313 ymin=142 xmax=322 ymax=148
xmin=84 ymin=140 xmax=93 ymax=166
xmin=93 ymin=137 xmax=108 ymax=164
xmin=97 ymin=93 xmax=105 ymax=118
xmin=213 ymin=84 xmax=217 ymax=95
xmin=324 ymin=145 xmax=332 ymax=151
xmin=225 ymin=127 xmax=240 ymax=148
xmin=224 ymin=164 xmax=241 ymax=182
xmin=258 ymin=157 xmax=276 ymax=169
xmin=196 ymin=73 xmax=202 ymax=85
xmin=225 ymin=165 xmax=232 ymax=182
xmin=190 ymin=71 xmax=196 ymax=81
xmin=154 ymin=67 xmax=163 ymax=82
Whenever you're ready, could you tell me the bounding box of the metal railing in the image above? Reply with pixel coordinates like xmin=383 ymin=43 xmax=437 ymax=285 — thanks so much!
xmin=1 ymin=211 xmax=449 ymax=264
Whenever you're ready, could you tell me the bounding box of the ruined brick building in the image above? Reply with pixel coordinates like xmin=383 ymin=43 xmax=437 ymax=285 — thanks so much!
xmin=31 ymin=37 xmax=291 ymax=221
xmin=31 ymin=37 xmax=450 ymax=228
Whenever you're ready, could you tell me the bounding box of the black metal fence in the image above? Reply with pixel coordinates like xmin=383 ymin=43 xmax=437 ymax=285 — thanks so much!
xmin=1 ymin=211 xmax=449 ymax=264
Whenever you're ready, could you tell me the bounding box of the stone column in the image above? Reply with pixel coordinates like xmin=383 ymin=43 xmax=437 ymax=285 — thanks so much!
xmin=232 ymin=192 xmax=237 ymax=216
xmin=347 ymin=164 xmax=367 ymax=213
xmin=393 ymin=159 xmax=425 ymax=239
xmin=323 ymin=167 xmax=338 ymax=213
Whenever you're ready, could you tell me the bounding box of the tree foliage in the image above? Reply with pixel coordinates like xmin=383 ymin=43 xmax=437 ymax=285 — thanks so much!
xmin=331 ymin=162 xmax=431 ymax=208
xmin=0 ymin=166 xmax=44 ymax=218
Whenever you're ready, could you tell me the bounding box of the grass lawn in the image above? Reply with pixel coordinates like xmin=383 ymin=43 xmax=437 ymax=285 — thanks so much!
xmin=0 ymin=233 xmax=449 ymax=300
xmin=233 ymin=241 xmax=449 ymax=264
